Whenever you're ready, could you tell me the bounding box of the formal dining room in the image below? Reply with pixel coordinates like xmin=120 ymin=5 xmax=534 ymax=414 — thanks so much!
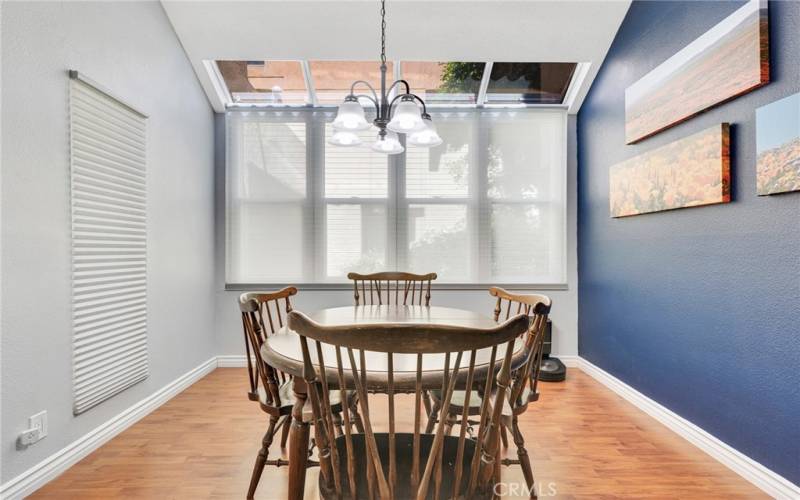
xmin=1 ymin=0 xmax=798 ymax=498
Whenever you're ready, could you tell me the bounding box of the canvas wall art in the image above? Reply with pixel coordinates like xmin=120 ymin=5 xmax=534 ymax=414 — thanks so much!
xmin=625 ymin=0 xmax=768 ymax=144
xmin=756 ymin=92 xmax=800 ymax=195
xmin=610 ymin=124 xmax=730 ymax=217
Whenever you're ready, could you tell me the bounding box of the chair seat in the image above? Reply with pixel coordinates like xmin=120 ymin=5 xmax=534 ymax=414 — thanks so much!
xmin=319 ymin=433 xmax=493 ymax=499
xmin=431 ymin=389 xmax=483 ymax=412
xmin=430 ymin=388 xmax=538 ymax=416
xmin=257 ymin=381 xmax=350 ymax=421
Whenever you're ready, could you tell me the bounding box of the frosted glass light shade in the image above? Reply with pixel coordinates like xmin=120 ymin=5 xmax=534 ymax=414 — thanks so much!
xmin=332 ymin=100 xmax=370 ymax=131
xmin=370 ymin=131 xmax=404 ymax=155
xmin=387 ymin=99 xmax=425 ymax=133
xmin=407 ymin=116 xmax=443 ymax=147
xmin=328 ymin=131 xmax=362 ymax=146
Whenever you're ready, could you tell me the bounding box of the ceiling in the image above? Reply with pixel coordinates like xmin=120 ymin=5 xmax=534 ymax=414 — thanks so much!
xmin=161 ymin=0 xmax=631 ymax=113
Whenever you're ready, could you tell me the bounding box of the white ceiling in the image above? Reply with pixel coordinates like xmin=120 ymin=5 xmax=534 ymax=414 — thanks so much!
xmin=161 ymin=0 xmax=631 ymax=113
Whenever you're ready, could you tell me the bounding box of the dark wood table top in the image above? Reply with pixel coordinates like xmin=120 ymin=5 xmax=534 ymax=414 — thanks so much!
xmin=261 ymin=305 xmax=525 ymax=390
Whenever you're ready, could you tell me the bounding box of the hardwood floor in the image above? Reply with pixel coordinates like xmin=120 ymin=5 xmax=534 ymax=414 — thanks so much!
xmin=31 ymin=368 xmax=766 ymax=499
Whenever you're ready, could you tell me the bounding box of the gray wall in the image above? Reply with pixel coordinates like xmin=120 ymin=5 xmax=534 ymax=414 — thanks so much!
xmin=578 ymin=0 xmax=800 ymax=483
xmin=214 ymin=114 xmax=580 ymax=358
xmin=1 ymin=1 xmax=216 ymax=482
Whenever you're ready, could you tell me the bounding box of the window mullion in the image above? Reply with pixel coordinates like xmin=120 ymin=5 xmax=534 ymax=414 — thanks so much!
xmin=389 ymin=61 xmax=403 ymax=273
xmin=309 ymin=112 xmax=326 ymax=282
xmin=477 ymin=62 xmax=494 ymax=107
xmin=301 ymin=61 xmax=318 ymax=107
xmin=475 ymin=110 xmax=491 ymax=282
xmin=394 ymin=135 xmax=407 ymax=271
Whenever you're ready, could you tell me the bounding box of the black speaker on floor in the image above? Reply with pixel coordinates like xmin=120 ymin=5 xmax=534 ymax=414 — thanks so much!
xmin=538 ymin=320 xmax=567 ymax=382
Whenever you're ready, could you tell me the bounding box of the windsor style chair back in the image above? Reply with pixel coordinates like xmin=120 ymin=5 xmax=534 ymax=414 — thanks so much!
xmin=288 ymin=309 xmax=530 ymax=500
xmin=489 ymin=287 xmax=552 ymax=412
xmin=240 ymin=288 xmax=298 ymax=409
xmin=428 ymin=287 xmax=552 ymax=496
xmin=239 ymin=288 xmax=356 ymax=499
xmin=347 ymin=271 xmax=438 ymax=306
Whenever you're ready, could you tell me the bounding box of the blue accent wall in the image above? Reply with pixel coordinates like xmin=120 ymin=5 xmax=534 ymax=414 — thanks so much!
xmin=577 ymin=0 xmax=800 ymax=484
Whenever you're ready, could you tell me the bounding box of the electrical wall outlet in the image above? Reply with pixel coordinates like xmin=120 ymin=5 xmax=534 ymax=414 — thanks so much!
xmin=30 ymin=411 xmax=48 ymax=437
xmin=18 ymin=411 xmax=47 ymax=447
xmin=19 ymin=428 xmax=40 ymax=446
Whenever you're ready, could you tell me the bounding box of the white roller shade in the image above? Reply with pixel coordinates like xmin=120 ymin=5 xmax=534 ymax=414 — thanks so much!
xmin=226 ymin=108 xmax=566 ymax=285
xmin=70 ymin=74 xmax=148 ymax=415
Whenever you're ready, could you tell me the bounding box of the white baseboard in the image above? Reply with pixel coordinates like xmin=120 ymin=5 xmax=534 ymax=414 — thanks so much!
xmin=551 ymin=354 xmax=579 ymax=367
xmin=576 ymin=357 xmax=800 ymax=499
xmin=0 ymin=356 xmax=218 ymax=500
xmin=216 ymin=354 xmax=249 ymax=367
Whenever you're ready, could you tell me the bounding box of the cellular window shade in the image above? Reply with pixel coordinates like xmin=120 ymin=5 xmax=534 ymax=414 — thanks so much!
xmin=483 ymin=110 xmax=566 ymax=283
xmin=226 ymin=111 xmax=313 ymax=283
xmin=226 ymin=108 xmax=566 ymax=285
xmin=324 ymin=123 xmax=391 ymax=279
xmin=70 ymin=75 xmax=148 ymax=415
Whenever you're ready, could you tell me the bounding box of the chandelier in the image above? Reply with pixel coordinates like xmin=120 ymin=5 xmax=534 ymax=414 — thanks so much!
xmin=329 ymin=0 xmax=442 ymax=154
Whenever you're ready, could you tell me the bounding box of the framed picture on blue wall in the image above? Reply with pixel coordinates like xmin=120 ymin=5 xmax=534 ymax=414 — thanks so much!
xmin=625 ymin=0 xmax=769 ymax=144
xmin=756 ymin=92 xmax=800 ymax=195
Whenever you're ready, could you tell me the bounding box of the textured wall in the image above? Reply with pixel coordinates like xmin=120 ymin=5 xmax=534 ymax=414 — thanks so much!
xmin=1 ymin=1 xmax=216 ymax=483
xmin=578 ymin=0 xmax=799 ymax=484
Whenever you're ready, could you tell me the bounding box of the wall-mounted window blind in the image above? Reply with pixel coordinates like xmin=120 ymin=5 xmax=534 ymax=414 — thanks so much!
xmin=69 ymin=73 xmax=148 ymax=415
xmin=226 ymin=108 xmax=566 ymax=285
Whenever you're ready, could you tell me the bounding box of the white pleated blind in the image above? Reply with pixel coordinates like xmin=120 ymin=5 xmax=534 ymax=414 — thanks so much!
xmin=226 ymin=108 xmax=566 ymax=285
xmin=70 ymin=75 xmax=148 ymax=415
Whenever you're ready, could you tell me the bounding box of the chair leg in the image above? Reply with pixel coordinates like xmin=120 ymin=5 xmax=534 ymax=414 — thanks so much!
xmin=350 ymin=405 xmax=365 ymax=434
xmin=443 ymin=411 xmax=458 ymax=436
xmin=425 ymin=399 xmax=441 ymax=434
xmin=500 ymin=422 xmax=509 ymax=448
xmin=492 ymin=446 xmax=502 ymax=500
xmin=422 ymin=390 xmax=432 ymax=415
xmin=511 ymin=415 xmax=535 ymax=496
xmin=248 ymin=415 xmax=279 ymax=499
xmin=280 ymin=415 xmax=291 ymax=448
xmin=332 ymin=411 xmax=344 ymax=437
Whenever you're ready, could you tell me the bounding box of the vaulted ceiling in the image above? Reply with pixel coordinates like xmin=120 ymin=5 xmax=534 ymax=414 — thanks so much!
xmin=161 ymin=0 xmax=631 ymax=113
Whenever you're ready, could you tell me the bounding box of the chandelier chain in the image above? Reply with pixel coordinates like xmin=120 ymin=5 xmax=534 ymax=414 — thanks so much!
xmin=380 ymin=0 xmax=386 ymax=65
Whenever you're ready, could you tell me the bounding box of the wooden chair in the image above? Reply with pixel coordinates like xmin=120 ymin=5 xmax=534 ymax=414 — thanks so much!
xmin=239 ymin=288 xmax=359 ymax=499
xmin=347 ymin=271 xmax=439 ymax=416
xmin=427 ymin=287 xmax=552 ymax=495
xmin=288 ymin=309 xmax=530 ymax=499
xmin=347 ymin=272 xmax=438 ymax=306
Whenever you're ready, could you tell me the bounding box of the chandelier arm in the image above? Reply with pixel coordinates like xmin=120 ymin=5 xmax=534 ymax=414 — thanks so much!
xmin=387 ymin=92 xmax=429 ymax=118
xmin=349 ymin=80 xmax=379 ymax=102
xmin=386 ymin=79 xmax=411 ymax=96
xmin=353 ymin=94 xmax=380 ymax=108
xmin=408 ymin=94 xmax=429 ymax=115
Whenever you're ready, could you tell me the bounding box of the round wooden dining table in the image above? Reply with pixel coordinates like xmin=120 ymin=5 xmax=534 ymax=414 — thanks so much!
xmin=260 ymin=305 xmax=525 ymax=500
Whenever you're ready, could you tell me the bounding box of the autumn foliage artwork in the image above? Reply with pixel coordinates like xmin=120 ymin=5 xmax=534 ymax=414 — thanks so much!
xmin=609 ymin=124 xmax=731 ymax=218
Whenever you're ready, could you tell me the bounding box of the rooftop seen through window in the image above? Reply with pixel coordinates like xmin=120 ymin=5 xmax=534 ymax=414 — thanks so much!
xmin=215 ymin=60 xmax=577 ymax=106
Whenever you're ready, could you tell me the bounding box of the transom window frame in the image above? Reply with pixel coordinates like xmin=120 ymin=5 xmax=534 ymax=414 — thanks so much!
xmin=207 ymin=60 xmax=591 ymax=111
xmin=225 ymin=106 xmax=569 ymax=291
